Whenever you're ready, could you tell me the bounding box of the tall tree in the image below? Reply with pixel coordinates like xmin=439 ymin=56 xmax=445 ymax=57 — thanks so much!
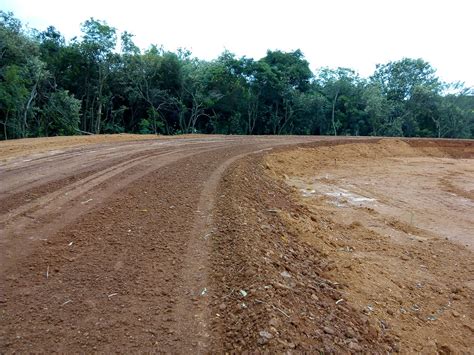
xmin=315 ymin=68 xmax=363 ymax=135
xmin=80 ymin=18 xmax=117 ymax=133
xmin=371 ymin=58 xmax=441 ymax=101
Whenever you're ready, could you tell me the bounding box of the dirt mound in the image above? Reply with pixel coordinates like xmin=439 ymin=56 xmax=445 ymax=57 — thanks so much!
xmin=409 ymin=138 xmax=474 ymax=159
xmin=267 ymin=138 xmax=474 ymax=179
xmin=267 ymin=138 xmax=451 ymax=179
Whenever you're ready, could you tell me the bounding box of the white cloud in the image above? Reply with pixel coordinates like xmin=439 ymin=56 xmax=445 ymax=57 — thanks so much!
xmin=2 ymin=0 xmax=473 ymax=86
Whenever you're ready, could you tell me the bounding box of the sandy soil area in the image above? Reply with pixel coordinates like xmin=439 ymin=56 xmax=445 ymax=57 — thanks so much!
xmin=265 ymin=138 xmax=474 ymax=352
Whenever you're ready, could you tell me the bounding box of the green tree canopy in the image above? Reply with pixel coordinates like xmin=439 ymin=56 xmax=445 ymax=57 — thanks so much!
xmin=0 ymin=12 xmax=473 ymax=140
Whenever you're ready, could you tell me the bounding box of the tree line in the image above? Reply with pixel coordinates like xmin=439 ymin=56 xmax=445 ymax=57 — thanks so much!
xmin=1 ymin=11 xmax=473 ymax=140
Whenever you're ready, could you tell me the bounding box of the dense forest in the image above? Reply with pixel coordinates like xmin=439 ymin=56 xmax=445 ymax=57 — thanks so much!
xmin=1 ymin=11 xmax=473 ymax=140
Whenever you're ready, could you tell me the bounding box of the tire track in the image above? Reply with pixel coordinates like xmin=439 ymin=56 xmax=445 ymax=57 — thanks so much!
xmin=0 ymin=143 xmax=229 ymax=274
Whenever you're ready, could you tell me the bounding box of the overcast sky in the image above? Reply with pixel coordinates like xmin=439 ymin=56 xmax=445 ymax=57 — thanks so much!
xmin=2 ymin=0 xmax=473 ymax=87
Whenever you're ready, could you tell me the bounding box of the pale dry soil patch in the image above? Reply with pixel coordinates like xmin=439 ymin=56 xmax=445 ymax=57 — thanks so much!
xmin=0 ymin=133 xmax=210 ymax=161
xmin=265 ymin=139 xmax=474 ymax=353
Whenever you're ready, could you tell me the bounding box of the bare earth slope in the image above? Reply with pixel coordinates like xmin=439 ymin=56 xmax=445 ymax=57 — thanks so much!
xmin=0 ymin=135 xmax=472 ymax=353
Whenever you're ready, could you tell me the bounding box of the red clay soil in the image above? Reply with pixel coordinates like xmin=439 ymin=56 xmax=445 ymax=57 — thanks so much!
xmin=0 ymin=135 xmax=472 ymax=353
xmin=0 ymin=135 xmax=329 ymax=352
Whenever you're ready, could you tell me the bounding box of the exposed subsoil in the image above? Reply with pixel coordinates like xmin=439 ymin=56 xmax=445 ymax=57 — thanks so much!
xmin=264 ymin=138 xmax=474 ymax=353
xmin=0 ymin=135 xmax=472 ymax=353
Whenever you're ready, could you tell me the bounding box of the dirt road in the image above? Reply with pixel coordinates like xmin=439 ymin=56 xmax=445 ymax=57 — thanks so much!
xmin=0 ymin=135 xmax=472 ymax=353
xmin=0 ymin=135 xmax=333 ymax=352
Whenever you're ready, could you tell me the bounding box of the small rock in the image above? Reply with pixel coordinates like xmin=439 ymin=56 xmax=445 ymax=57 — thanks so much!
xmin=451 ymin=310 xmax=460 ymax=318
xmin=276 ymin=338 xmax=295 ymax=348
xmin=323 ymin=326 xmax=335 ymax=335
xmin=392 ymin=342 xmax=400 ymax=352
xmin=438 ymin=344 xmax=455 ymax=354
xmin=380 ymin=319 xmax=390 ymax=330
xmin=311 ymin=293 xmax=319 ymax=301
xmin=387 ymin=309 xmax=394 ymax=316
xmin=345 ymin=327 xmax=356 ymax=338
xmin=274 ymin=282 xmax=292 ymax=290
xmin=280 ymin=271 xmax=291 ymax=278
xmin=269 ymin=317 xmax=280 ymax=328
xmin=348 ymin=341 xmax=362 ymax=351
xmin=219 ymin=303 xmax=226 ymax=310
xmin=259 ymin=330 xmax=274 ymax=339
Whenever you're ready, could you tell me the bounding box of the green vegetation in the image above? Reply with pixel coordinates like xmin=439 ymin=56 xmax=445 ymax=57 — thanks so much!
xmin=1 ymin=12 xmax=473 ymax=140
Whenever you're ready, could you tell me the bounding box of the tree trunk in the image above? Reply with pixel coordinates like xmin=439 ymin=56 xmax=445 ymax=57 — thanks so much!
xmin=96 ymin=101 xmax=102 ymax=134
xmin=331 ymin=91 xmax=339 ymax=136
xmin=2 ymin=110 xmax=8 ymax=140
xmin=247 ymin=91 xmax=259 ymax=135
xmin=278 ymin=99 xmax=294 ymax=135
xmin=23 ymin=83 xmax=38 ymax=137
xmin=96 ymin=77 xmax=104 ymax=134
xmin=247 ymin=101 xmax=257 ymax=135
xmin=247 ymin=110 xmax=255 ymax=135
xmin=96 ymin=64 xmax=110 ymax=134
xmin=435 ymin=116 xmax=442 ymax=138
xmin=151 ymin=108 xmax=158 ymax=134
